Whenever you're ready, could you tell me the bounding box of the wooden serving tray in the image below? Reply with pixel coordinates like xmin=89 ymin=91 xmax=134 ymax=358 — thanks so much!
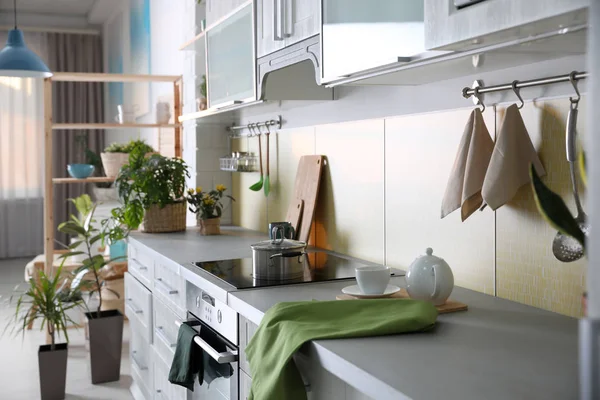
xmin=336 ymin=288 xmax=468 ymax=314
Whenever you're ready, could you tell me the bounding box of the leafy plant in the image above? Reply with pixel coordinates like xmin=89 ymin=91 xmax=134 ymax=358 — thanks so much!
xmin=530 ymin=164 xmax=586 ymax=249
xmin=104 ymin=139 xmax=155 ymax=154
xmin=187 ymin=184 xmax=234 ymax=220
xmin=112 ymin=146 xmax=190 ymax=230
xmin=7 ymin=264 xmax=84 ymax=349
xmin=100 ymin=207 xmax=132 ymax=251
xmin=57 ymin=195 xmax=119 ymax=317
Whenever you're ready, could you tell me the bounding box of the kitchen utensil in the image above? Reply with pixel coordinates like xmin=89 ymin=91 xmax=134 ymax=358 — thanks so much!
xmin=337 ymin=288 xmax=468 ymax=314
xmin=289 ymin=155 xmax=325 ymax=243
xmin=249 ymin=125 xmax=263 ymax=191
xmin=250 ymin=227 xmax=307 ymax=280
xmin=264 ymin=126 xmax=271 ymax=197
xmin=406 ymin=248 xmax=454 ymax=306
xmin=285 ymin=199 xmax=304 ymax=239
xmin=355 ymin=266 xmax=391 ymax=294
xmin=552 ymin=99 xmax=587 ymax=262
xmin=341 ymin=284 xmax=400 ymax=299
xmin=269 ymin=222 xmax=295 ymax=240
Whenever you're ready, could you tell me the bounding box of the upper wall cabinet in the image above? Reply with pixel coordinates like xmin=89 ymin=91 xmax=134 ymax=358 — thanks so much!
xmin=206 ymin=0 xmax=248 ymax=26
xmin=320 ymin=0 xmax=430 ymax=84
xmin=257 ymin=0 xmax=320 ymax=58
xmin=424 ymin=0 xmax=588 ymax=50
xmin=206 ymin=2 xmax=256 ymax=108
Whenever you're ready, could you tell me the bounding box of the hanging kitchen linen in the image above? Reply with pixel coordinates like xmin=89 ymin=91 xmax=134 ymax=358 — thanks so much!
xmin=441 ymin=108 xmax=494 ymax=221
xmin=482 ymin=104 xmax=545 ymax=210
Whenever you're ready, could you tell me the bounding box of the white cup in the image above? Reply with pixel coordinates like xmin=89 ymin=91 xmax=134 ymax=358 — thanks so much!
xmin=117 ymin=104 xmax=138 ymax=114
xmin=156 ymin=102 xmax=171 ymax=124
xmin=115 ymin=112 xmax=136 ymax=124
xmin=355 ymin=266 xmax=391 ymax=295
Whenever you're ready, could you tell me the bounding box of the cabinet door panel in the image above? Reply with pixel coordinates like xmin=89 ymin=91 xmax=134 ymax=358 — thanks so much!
xmin=240 ymin=370 xmax=252 ymax=400
xmin=206 ymin=0 xmax=248 ymax=26
xmin=257 ymin=0 xmax=286 ymax=57
xmin=284 ymin=0 xmax=320 ymax=47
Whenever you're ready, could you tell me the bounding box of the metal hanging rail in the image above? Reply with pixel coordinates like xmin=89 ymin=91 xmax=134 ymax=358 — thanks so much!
xmin=462 ymin=71 xmax=588 ymax=100
xmin=227 ymin=116 xmax=282 ymax=134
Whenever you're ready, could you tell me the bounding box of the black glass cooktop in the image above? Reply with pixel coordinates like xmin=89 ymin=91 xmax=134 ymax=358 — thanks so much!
xmin=192 ymin=251 xmax=403 ymax=289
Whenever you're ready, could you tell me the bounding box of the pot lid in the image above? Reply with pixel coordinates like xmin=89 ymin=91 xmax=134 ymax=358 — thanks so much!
xmin=251 ymin=237 xmax=306 ymax=251
xmin=409 ymin=247 xmax=450 ymax=269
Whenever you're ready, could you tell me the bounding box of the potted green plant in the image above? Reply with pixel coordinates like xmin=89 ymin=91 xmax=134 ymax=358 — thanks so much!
xmin=6 ymin=264 xmax=84 ymax=399
xmin=114 ymin=147 xmax=190 ymax=233
xmin=101 ymin=208 xmax=133 ymax=261
xmin=100 ymin=139 xmax=155 ymax=178
xmin=186 ymin=184 xmax=235 ymax=235
xmin=58 ymin=195 xmax=124 ymax=384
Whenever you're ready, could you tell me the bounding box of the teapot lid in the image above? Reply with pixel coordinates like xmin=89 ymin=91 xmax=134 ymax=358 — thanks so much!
xmin=410 ymin=247 xmax=450 ymax=269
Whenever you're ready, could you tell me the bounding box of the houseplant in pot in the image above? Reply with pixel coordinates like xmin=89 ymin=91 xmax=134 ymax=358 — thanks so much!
xmin=100 ymin=139 xmax=155 ymax=178
xmin=114 ymin=147 xmax=190 ymax=233
xmin=187 ymin=184 xmax=235 ymax=235
xmin=101 ymin=207 xmax=133 ymax=261
xmin=7 ymin=264 xmax=84 ymax=400
xmin=58 ymin=195 xmax=124 ymax=384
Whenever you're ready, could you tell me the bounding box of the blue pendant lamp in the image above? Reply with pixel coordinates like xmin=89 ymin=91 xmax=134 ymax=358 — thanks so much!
xmin=0 ymin=0 xmax=52 ymax=77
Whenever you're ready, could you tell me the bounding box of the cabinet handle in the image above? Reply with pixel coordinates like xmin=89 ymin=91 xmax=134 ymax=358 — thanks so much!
xmin=284 ymin=0 xmax=292 ymax=37
xmin=274 ymin=0 xmax=284 ymax=40
xmin=131 ymin=351 xmax=148 ymax=371
xmin=131 ymin=258 xmax=148 ymax=271
xmin=155 ymin=326 xmax=177 ymax=348
xmin=155 ymin=278 xmax=179 ymax=295
xmin=156 ymin=389 xmax=167 ymax=400
xmin=126 ymin=299 xmax=143 ymax=314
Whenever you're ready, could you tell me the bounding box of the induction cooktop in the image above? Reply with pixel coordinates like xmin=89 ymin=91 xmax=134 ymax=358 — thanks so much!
xmin=192 ymin=251 xmax=403 ymax=289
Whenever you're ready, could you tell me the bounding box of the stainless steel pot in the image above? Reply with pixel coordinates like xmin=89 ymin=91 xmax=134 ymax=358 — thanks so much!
xmin=251 ymin=227 xmax=307 ymax=280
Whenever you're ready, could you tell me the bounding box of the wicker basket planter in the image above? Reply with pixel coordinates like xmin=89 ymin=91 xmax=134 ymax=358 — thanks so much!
xmin=197 ymin=217 xmax=221 ymax=235
xmin=100 ymin=152 xmax=129 ymax=178
xmin=141 ymin=201 xmax=187 ymax=233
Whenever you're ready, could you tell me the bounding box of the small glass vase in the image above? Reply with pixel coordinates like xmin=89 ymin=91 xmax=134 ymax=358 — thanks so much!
xmin=197 ymin=216 xmax=221 ymax=235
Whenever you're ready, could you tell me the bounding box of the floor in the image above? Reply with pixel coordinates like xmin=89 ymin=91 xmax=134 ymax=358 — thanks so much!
xmin=0 ymin=257 xmax=134 ymax=399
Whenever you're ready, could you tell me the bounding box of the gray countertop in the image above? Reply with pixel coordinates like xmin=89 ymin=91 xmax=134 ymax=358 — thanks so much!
xmin=130 ymin=227 xmax=579 ymax=400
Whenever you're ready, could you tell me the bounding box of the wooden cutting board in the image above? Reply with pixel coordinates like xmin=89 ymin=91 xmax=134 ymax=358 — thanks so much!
xmin=285 ymin=198 xmax=304 ymax=239
xmin=336 ymin=288 xmax=468 ymax=314
xmin=286 ymin=155 xmax=325 ymax=243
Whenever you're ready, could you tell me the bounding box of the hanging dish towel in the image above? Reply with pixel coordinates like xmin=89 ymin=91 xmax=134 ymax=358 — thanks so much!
xmin=169 ymin=323 xmax=203 ymax=391
xmin=482 ymin=104 xmax=546 ymax=210
xmin=245 ymin=299 xmax=438 ymax=400
xmin=441 ymin=108 xmax=494 ymax=221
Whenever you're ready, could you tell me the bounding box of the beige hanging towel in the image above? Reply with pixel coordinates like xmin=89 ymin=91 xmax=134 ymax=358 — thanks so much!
xmin=482 ymin=104 xmax=546 ymax=210
xmin=441 ymin=108 xmax=494 ymax=221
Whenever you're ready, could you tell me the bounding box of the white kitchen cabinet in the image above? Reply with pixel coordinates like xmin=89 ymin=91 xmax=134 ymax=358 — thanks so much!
xmin=240 ymin=370 xmax=253 ymax=400
xmin=205 ymin=0 xmax=248 ymax=27
xmin=424 ymin=0 xmax=588 ymax=50
xmin=321 ymin=0 xmax=427 ymax=83
xmin=257 ymin=0 xmax=286 ymax=57
xmin=130 ymin=329 xmax=154 ymax=400
xmin=206 ymin=1 xmax=255 ymax=109
xmin=153 ymin=352 xmax=187 ymax=400
xmin=125 ymin=272 xmax=153 ymax=344
xmin=239 ymin=315 xmax=259 ymax=375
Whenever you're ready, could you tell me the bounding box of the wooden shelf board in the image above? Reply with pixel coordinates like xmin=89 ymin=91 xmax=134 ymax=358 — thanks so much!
xmin=179 ymin=31 xmax=206 ymax=51
xmin=53 ymin=177 xmax=115 ymax=184
xmin=51 ymin=72 xmax=181 ymax=83
xmin=53 ymin=123 xmax=179 ymax=130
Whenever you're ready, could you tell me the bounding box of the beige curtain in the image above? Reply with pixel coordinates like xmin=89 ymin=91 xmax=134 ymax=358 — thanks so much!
xmin=47 ymin=33 xmax=105 ymax=247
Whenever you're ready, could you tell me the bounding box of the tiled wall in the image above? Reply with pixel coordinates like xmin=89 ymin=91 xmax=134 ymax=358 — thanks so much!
xmin=232 ymin=98 xmax=586 ymax=318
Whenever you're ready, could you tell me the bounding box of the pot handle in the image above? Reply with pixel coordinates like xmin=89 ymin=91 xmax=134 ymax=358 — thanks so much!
xmin=269 ymin=251 xmax=305 ymax=260
xmin=431 ymin=265 xmax=442 ymax=299
xmin=271 ymin=226 xmax=285 ymax=245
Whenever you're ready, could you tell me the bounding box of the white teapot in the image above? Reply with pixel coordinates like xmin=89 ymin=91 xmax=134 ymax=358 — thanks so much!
xmin=406 ymin=248 xmax=454 ymax=306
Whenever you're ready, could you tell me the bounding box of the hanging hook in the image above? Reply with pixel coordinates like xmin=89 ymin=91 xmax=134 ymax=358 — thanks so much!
xmin=511 ymin=80 xmax=524 ymax=109
xmin=569 ymin=71 xmax=581 ymax=106
xmin=473 ymin=87 xmax=485 ymax=113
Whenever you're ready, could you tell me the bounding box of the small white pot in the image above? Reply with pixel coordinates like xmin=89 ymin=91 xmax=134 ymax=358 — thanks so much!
xmin=406 ymin=248 xmax=454 ymax=306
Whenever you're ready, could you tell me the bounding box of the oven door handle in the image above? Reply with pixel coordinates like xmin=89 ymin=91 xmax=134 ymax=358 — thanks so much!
xmin=175 ymin=321 xmax=238 ymax=364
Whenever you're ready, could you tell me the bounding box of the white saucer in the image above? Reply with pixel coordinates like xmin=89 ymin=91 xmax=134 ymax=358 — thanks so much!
xmin=341 ymin=284 xmax=401 ymax=299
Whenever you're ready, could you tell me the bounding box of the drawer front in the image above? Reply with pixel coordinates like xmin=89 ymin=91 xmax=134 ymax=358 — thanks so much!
xmin=131 ymin=329 xmax=154 ymax=399
xmin=239 ymin=315 xmax=259 ymax=376
xmin=153 ymin=296 xmax=183 ymax=366
xmin=153 ymin=256 xmax=186 ymax=316
xmin=129 ymin=241 xmax=155 ymax=289
xmin=125 ymin=272 xmax=153 ymax=343
xmin=153 ymin=350 xmax=187 ymax=400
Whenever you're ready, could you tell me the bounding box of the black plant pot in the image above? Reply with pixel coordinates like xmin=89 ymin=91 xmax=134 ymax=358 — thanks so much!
xmin=38 ymin=343 xmax=68 ymax=400
xmin=85 ymin=309 xmax=124 ymax=384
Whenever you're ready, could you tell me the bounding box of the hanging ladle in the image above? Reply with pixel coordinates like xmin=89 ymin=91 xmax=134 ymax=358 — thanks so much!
xmin=249 ymin=124 xmax=264 ymax=191
xmin=552 ymin=72 xmax=588 ymax=262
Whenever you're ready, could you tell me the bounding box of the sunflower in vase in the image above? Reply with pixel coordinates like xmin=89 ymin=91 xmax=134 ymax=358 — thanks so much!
xmin=187 ymin=184 xmax=235 ymax=235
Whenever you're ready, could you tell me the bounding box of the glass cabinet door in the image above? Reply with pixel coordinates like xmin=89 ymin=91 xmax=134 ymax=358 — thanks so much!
xmin=206 ymin=2 xmax=255 ymax=109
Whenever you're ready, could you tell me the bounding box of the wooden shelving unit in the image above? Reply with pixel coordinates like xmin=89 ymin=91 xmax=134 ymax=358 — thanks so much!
xmin=43 ymin=72 xmax=183 ymax=274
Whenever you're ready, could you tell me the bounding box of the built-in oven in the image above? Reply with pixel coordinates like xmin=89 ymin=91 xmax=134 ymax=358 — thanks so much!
xmin=184 ymin=282 xmax=239 ymax=400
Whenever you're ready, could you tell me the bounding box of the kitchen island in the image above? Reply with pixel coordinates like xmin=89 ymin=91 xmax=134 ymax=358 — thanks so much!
xmin=128 ymin=227 xmax=578 ymax=400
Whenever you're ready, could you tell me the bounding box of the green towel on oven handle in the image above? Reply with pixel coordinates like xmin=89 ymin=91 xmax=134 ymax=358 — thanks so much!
xmin=168 ymin=323 xmax=202 ymax=391
xmin=245 ymin=299 xmax=438 ymax=400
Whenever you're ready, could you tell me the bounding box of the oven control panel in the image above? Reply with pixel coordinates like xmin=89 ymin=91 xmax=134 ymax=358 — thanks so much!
xmin=186 ymin=281 xmax=238 ymax=345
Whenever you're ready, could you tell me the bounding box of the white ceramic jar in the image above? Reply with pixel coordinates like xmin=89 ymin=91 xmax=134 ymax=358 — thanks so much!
xmin=406 ymin=248 xmax=454 ymax=306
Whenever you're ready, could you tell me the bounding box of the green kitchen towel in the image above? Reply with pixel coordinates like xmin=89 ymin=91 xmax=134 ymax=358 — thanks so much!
xmin=169 ymin=323 xmax=203 ymax=391
xmin=245 ymin=299 xmax=438 ymax=400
